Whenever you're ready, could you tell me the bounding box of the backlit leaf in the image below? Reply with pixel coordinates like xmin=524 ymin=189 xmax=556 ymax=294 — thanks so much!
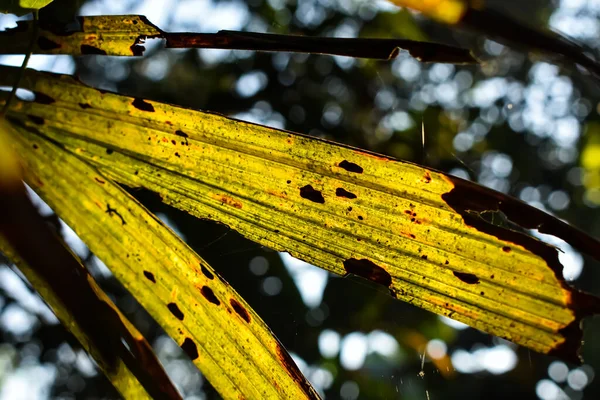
xmin=389 ymin=0 xmax=467 ymax=24
xmin=5 ymin=67 xmax=600 ymax=363
xmin=581 ymin=122 xmax=600 ymax=206
xmin=0 ymin=0 xmax=53 ymax=15
xmin=0 ymin=118 xmax=176 ymax=399
xmin=20 ymin=0 xmax=53 ymax=9
xmin=3 ymin=114 xmax=319 ymax=399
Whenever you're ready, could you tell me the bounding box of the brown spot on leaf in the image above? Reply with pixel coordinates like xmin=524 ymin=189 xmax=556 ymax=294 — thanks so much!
xmin=175 ymin=130 xmax=189 ymax=145
xmin=423 ymin=171 xmax=432 ymax=183
xmin=201 ymin=286 xmax=220 ymax=306
xmin=339 ymin=160 xmax=363 ymax=173
xmin=106 ymin=148 xmax=114 ymax=154
xmin=78 ymin=103 xmax=92 ymax=109
xmin=201 ymin=265 xmax=214 ymax=280
xmin=80 ymin=44 xmax=107 ymax=55
xmin=275 ymin=343 xmax=320 ymax=399
xmin=37 ymin=36 xmax=61 ymax=50
xmin=502 ymin=246 xmax=512 ymax=253
xmin=453 ymin=271 xmax=480 ymax=284
xmin=167 ymin=303 xmax=184 ymax=320
xmin=336 ymin=188 xmax=357 ymax=199
xmin=230 ymin=299 xmax=250 ymax=323
xmin=547 ymin=320 xmax=586 ymax=364
xmin=105 ymin=204 xmax=125 ymax=225
xmin=180 ymin=338 xmax=199 ymax=360
xmin=441 ymin=174 xmax=597 ymax=279
xmin=143 ymin=271 xmax=156 ymax=283
xmin=94 ymin=177 xmax=105 ymax=184
xmin=343 ymin=258 xmax=392 ymax=288
xmin=441 ymin=175 xmax=600 ymax=360
xmin=300 ymin=185 xmax=325 ymax=204
xmin=213 ymin=194 xmax=243 ymax=209
xmin=132 ymin=98 xmax=155 ymax=112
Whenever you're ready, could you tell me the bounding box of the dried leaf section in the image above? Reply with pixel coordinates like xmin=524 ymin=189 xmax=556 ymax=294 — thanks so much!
xmin=0 ymin=14 xmax=476 ymax=63
xmin=0 ymin=239 xmax=156 ymax=400
xmin=3 ymin=113 xmax=319 ymax=400
xmin=5 ymin=68 xmax=600 ymax=363
xmin=0 ymin=119 xmax=176 ymax=400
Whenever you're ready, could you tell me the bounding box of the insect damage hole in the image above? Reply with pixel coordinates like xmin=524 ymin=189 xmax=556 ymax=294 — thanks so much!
xmin=453 ymin=271 xmax=480 ymax=284
xmin=180 ymin=338 xmax=199 ymax=360
xmin=336 ymin=188 xmax=357 ymax=199
xmin=132 ymin=98 xmax=155 ymax=112
xmin=230 ymin=299 xmax=251 ymax=323
xmin=201 ymin=264 xmax=214 ymax=280
xmin=143 ymin=271 xmax=156 ymax=283
xmin=343 ymin=258 xmax=392 ymax=287
xmin=300 ymin=185 xmax=325 ymax=204
xmin=167 ymin=303 xmax=184 ymax=320
xmin=200 ymin=286 xmax=221 ymax=306
xmin=339 ymin=160 xmax=363 ymax=173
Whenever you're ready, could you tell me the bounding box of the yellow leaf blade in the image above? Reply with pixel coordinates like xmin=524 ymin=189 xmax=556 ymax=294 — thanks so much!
xmin=0 ymin=0 xmax=53 ymax=15
xmin=6 ymin=67 xmax=600 ymax=363
xmin=389 ymin=0 xmax=467 ymax=24
xmin=0 ymin=119 xmax=174 ymax=399
xmin=5 ymin=117 xmax=320 ymax=400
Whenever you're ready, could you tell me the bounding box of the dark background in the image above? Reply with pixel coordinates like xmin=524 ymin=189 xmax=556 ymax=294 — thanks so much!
xmin=1 ymin=0 xmax=600 ymax=399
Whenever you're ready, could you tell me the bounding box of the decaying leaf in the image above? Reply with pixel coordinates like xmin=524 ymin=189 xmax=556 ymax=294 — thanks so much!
xmin=0 ymin=14 xmax=476 ymax=63
xmin=0 ymin=118 xmax=179 ymax=399
xmin=4 ymin=67 xmax=600 ymax=363
xmin=0 ymin=238 xmax=166 ymax=400
xmin=2 ymin=112 xmax=320 ymax=400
